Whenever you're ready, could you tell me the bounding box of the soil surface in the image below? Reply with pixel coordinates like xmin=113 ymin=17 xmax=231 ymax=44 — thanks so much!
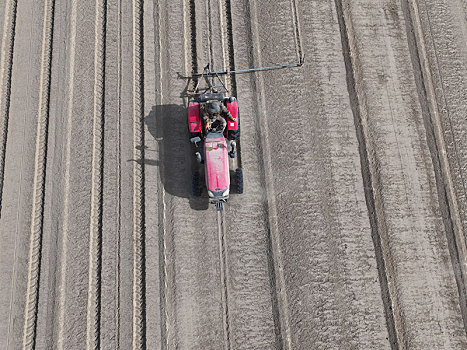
xmin=0 ymin=0 xmax=466 ymax=348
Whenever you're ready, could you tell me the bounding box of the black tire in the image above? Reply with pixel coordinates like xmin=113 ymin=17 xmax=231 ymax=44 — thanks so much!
xmin=190 ymin=132 xmax=200 ymax=140
xmin=236 ymin=168 xmax=243 ymax=194
xmin=228 ymin=108 xmax=240 ymax=140
xmin=228 ymin=129 xmax=240 ymax=141
xmin=192 ymin=171 xmax=201 ymax=197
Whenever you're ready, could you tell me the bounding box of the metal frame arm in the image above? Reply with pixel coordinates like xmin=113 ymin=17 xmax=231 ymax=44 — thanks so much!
xmin=180 ymin=56 xmax=305 ymax=79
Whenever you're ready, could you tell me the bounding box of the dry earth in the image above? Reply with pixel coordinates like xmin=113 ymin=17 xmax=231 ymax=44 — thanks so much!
xmin=0 ymin=0 xmax=466 ymax=349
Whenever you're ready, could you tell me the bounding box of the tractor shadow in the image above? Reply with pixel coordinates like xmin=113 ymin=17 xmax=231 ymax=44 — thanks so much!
xmin=144 ymin=104 xmax=209 ymax=211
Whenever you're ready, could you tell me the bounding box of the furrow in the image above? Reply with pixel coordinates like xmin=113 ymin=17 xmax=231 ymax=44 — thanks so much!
xmin=217 ymin=211 xmax=231 ymax=350
xmin=229 ymin=0 xmax=391 ymax=347
xmin=0 ymin=0 xmax=17 ymax=215
xmin=221 ymin=0 xmax=242 ymax=168
xmin=22 ymin=0 xmax=55 ymax=348
xmin=55 ymin=1 xmax=77 ymax=347
xmin=206 ymin=0 xmax=214 ymax=69
xmin=155 ymin=0 xmax=226 ymax=347
xmin=115 ymin=0 xmax=122 ymax=345
xmin=206 ymin=0 xmax=230 ymax=86
xmin=132 ymin=0 xmax=146 ymax=348
xmin=86 ymin=0 xmax=107 ymax=348
xmin=244 ymin=0 xmax=292 ymax=347
xmin=214 ymin=15 xmax=239 ymax=337
xmin=224 ymin=0 xmax=236 ymax=94
xmin=204 ymin=1 xmax=254 ymax=348
xmin=210 ymin=2 xmax=233 ymax=348
xmin=289 ymin=0 xmax=302 ymax=62
xmin=403 ymin=0 xmax=467 ymax=328
xmin=333 ymin=0 xmax=400 ymax=347
xmin=189 ymin=0 xmax=198 ymax=85
xmin=155 ymin=0 xmax=168 ymax=347
xmin=215 ymin=0 xmax=227 ymax=80
xmin=335 ymin=0 xmax=467 ymax=348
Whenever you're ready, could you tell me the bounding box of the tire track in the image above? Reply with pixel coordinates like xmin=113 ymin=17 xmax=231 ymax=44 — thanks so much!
xmin=222 ymin=0 xmax=242 ymax=170
xmin=158 ymin=0 xmax=226 ymax=347
xmin=204 ymin=2 xmax=234 ymax=348
xmin=403 ymin=0 xmax=467 ymax=329
xmin=333 ymin=0 xmax=400 ymax=347
xmin=224 ymin=0 xmax=236 ymax=94
xmin=155 ymin=0 xmax=168 ymax=347
xmin=206 ymin=0 xmax=214 ymax=69
xmin=189 ymin=0 xmax=198 ymax=86
xmin=56 ymin=1 xmax=77 ymax=346
xmin=0 ymin=0 xmax=17 ymax=216
xmin=132 ymin=0 xmax=146 ymax=348
xmin=154 ymin=0 xmax=200 ymax=347
xmin=186 ymin=2 xmax=235 ymax=348
xmin=22 ymin=0 xmax=55 ymax=348
xmin=218 ymin=0 xmax=293 ymax=346
xmin=206 ymin=0 xmax=233 ymax=90
xmin=116 ymin=0 xmax=122 ymax=345
xmin=216 ymin=0 xmax=227 ymax=84
xmin=289 ymin=0 xmax=302 ymax=62
xmin=206 ymin=2 xmax=232 ymax=348
xmin=242 ymin=0 xmax=292 ymax=347
xmin=86 ymin=0 xmax=106 ymax=348
xmin=217 ymin=211 xmax=231 ymax=350
xmin=164 ymin=0 xmax=225 ymax=340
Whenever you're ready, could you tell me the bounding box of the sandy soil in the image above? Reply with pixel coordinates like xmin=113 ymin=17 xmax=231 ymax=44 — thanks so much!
xmin=0 ymin=0 xmax=466 ymax=349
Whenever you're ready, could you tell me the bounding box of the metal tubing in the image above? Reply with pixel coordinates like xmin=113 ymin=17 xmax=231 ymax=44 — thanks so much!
xmin=184 ymin=56 xmax=305 ymax=78
xmin=196 ymin=62 xmax=302 ymax=77
xmin=196 ymin=85 xmax=225 ymax=90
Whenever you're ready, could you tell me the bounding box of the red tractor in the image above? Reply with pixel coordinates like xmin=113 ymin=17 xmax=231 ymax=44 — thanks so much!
xmin=186 ymin=58 xmax=303 ymax=210
xmin=188 ymin=79 xmax=242 ymax=211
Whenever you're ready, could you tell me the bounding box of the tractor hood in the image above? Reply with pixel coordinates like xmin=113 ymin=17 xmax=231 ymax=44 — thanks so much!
xmin=204 ymin=132 xmax=230 ymax=194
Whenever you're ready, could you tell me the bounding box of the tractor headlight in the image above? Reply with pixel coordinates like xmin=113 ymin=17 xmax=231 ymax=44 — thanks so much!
xmin=208 ymin=189 xmax=229 ymax=198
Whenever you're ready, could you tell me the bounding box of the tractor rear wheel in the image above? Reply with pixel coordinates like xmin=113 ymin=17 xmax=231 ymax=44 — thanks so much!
xmin=236 ymin=168 xmax=244 ymax=194
xmin=192 ymin=171 xmax=201 ymax=197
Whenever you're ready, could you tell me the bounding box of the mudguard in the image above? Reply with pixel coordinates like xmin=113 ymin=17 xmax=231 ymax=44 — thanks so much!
xmin=188 ymin=101 xmax=202 ymax=133
xmin=225 ymin=99 xmax=239 ymax=131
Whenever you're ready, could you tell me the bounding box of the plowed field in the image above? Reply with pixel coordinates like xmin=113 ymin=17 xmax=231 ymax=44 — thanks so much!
xmin=0 ymin=0 xmax=466 ymax=348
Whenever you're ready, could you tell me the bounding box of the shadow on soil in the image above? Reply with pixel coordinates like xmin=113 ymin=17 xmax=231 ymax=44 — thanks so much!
xmin=141 ymin=104 xmax=208 ymax=211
